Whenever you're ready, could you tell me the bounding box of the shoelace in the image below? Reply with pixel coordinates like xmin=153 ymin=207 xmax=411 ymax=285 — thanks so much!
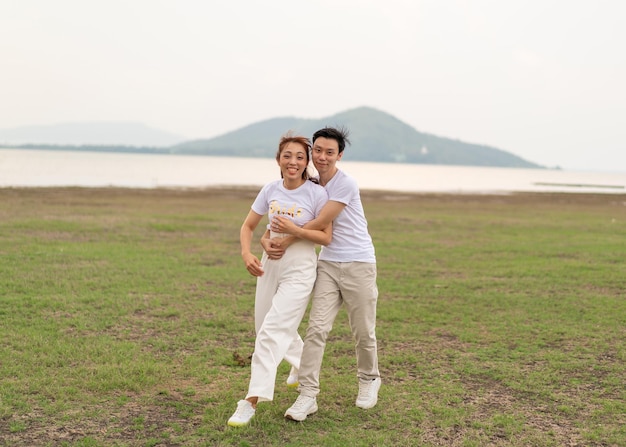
xmin=358 ymin=381 xmax=373 ymax=399
xmin=292 ymin=396 xmax=310 ymax=409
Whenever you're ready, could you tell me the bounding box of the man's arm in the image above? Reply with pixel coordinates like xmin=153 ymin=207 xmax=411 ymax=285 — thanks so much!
xmin=262 ymin=200 xmax=343 ymax=259
xmin=268 ymin=219 xmax=332 ymax=246
xmin=272 ymin=200 xmax=346 ymax=233
xmin=304 ymin=200 xmax=346 ymax=230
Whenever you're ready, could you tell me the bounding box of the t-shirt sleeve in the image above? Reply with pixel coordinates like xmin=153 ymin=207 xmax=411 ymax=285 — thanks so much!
xmin=251 ymin=183 xmax=271 ymax=215
xmin=328 ymin=174 xmax=357 ymax=205
xmin=314 ymin=187 xmax=329 ymax=216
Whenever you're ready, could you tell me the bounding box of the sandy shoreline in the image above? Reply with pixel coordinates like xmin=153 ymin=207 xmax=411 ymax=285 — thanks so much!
xmin=3 ymin=185 xmax=626 ymax=207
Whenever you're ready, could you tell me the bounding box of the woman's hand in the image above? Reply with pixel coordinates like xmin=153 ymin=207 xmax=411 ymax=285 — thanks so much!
xmin=242 ymin=252 xmax=264 ymax=277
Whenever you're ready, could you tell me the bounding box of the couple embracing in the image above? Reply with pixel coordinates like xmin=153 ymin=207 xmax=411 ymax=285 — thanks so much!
xmin=229 ymin=127 xmax=381 ymax=426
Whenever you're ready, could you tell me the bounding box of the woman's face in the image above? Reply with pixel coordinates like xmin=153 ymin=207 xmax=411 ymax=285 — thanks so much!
xmin=278 ymin=142 xmax=309 ymax=182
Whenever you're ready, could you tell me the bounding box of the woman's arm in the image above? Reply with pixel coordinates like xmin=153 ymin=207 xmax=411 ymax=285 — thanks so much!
xmin=240 ymin=210 xmax=265 ymax=277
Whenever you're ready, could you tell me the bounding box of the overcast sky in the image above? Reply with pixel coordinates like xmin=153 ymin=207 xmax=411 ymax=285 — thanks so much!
xmin=1 ymin=0 xmax=624 ymax=172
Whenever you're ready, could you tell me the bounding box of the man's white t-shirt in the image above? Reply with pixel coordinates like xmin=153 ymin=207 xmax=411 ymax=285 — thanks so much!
xmin=318 ymin=170 xmax=376 ymax=263
xmin=251 ymin=179 xmax=328 ymax=238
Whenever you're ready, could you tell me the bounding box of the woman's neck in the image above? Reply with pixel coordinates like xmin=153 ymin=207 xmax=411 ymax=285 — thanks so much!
xmin=283 ymin=178 xmax=306 ymax=190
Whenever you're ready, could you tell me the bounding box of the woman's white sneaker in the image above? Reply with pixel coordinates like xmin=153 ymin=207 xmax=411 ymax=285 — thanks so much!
xmin=355 ymin=377 xmax=381 ymax=409
xmin=286 ymin=366 xmax=299 ymax=387
xmin=227 ymin=400 xmax=255 ymax=427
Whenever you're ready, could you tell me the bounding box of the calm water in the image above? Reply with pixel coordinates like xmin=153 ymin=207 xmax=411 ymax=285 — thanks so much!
xmin=1 ymin=148 xmax=625 ymax=194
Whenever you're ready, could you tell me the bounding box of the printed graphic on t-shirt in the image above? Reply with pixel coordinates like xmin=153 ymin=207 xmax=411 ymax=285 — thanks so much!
xmin=269 ymin=200 xmax=303 ymax=219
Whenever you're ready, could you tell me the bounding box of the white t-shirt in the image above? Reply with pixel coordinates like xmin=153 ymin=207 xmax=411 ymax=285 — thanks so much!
xmin=251 ymin=179 xmax=328 ymax=238
xmin=318 ymin=170 xmax=376 ymax=263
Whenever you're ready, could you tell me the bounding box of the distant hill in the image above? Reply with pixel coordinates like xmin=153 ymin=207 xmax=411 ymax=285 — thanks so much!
xmin=172 ymin=106 xmax=543 ymax=168
xmin=0 ymin=122 xmax=186 ymax=147
xmin=1 ymin=108 xmax=544 ymax=168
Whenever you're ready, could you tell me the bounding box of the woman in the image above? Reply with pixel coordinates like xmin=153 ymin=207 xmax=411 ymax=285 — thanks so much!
xmin=228 ymin=133 xmax=332 ymax=427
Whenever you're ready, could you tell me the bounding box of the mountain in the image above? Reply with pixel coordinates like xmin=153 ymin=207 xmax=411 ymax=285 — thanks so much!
xmin=0 ymin=122 xmax=186 ymax=147
xmin=172 ymin=106 xmax=543 ymax=168
xmin=1 ymin=108 xmax=544 ymax=168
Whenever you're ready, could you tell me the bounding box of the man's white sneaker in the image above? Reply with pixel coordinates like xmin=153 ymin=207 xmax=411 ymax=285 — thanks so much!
xmin=286 ymin=367 xmax=299 ymax=387
xmin=355 ymin=377 xmax=381 ymax=409
xmin=284 ymin=395 xmax=318 ymax=422
xmin=227 ymin=400 xmax=255 ymax=427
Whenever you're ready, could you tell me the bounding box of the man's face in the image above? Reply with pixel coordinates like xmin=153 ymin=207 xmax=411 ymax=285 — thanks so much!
xmin=311 ymin=136 xmax=343 ymax=176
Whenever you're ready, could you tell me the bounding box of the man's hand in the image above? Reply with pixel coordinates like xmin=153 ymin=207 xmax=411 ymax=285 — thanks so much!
xmin=242 ymin=252 xmax=264 ymax=277
xmin=271 ymin=216 xmax=300 ymax=235
xmin=261 ymin=236 xmax=293 ymax=260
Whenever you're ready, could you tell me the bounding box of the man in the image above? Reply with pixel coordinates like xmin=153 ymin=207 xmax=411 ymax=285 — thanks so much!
xmin=265 ymin=126 xmax=381 ymax=422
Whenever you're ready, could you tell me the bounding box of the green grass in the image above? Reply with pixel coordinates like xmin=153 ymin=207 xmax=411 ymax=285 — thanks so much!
xmin=0 ymin=187 xmax=624 ymax=446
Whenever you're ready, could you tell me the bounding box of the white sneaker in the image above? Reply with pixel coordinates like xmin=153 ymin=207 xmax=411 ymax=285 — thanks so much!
xmin=355 ymin=377 xmax=381 ymax=409
xmin=284 ymin=395 xmax=318 ymax=422
xmin=227 ymin=400 xmax=255 ymax=427
xmin=286 ymin=367 xmax=299 ymax=387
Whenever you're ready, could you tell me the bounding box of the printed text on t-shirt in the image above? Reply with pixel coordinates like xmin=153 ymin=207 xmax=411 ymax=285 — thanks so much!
xmin=269 ymin=201 xmax=303 ymax=218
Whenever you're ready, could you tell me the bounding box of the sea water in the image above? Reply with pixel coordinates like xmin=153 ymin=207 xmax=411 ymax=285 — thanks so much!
xmin=1 ymin=148 xmax=625 ymax=194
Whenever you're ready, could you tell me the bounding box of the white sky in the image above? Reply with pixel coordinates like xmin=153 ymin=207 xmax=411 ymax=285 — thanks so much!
xmin=1 ymin=0 xmax=624 ymax=172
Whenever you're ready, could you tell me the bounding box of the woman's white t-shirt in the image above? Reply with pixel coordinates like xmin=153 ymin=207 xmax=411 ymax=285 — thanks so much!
xmin=251 ymin=179 xmax=328 ymax=237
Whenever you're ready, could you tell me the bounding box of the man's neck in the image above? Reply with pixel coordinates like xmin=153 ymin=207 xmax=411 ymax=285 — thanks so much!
xmin=319 ymin=168 xmax=339 ymax=187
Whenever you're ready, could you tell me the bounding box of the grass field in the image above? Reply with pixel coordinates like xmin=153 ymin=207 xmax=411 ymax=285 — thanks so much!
xmin=0 ymin=187 xmax=624 ymax=447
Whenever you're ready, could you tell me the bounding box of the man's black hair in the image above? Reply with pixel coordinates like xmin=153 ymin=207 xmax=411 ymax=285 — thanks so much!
xmin=312 ymin=126 xmax=351 ymax=154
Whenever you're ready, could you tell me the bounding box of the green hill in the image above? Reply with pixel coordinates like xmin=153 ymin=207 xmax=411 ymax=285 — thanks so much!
xmin=172 ymin=106 xmax=543 ymax=168
xmin=2 ymin=107 xmax=543 ymax=168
